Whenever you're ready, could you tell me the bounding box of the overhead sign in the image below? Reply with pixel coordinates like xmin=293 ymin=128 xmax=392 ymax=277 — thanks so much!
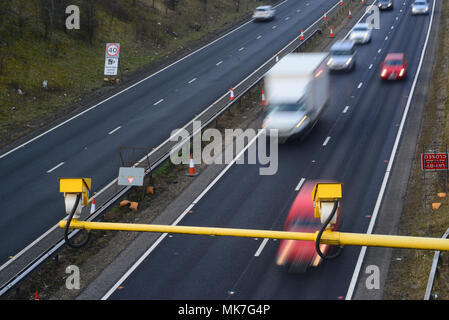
xmin=421 ymin=153 xmax=449 ymax=171
xmin=118 ymin=167 xmax=145 ymax=186
xmin=104 ymin=43 xmax=120 ymax=76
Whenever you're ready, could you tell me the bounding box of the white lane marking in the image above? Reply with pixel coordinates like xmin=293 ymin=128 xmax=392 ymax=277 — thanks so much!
xmin=323 ymin=136 xmax=331 ymax=146
xmin=153 ymin=99 xmax=164 ymax=106
xmin=346 ymin=0 xmax=436 ymax=300
xmin=255 ymin=238 xmax=270 ymax=257
xmin=102 ymin=130 xmax=264 ymax=300
xmin=391 ymin=25 xmax=394 ymax=30
xmin=378 ymin=49 xmax=382 ymax=54
xmin=216 ymin=60 xmax=223 ymax=66
xmin=295 ymin=178 xmax=306 ymax=191
xmin=396 ymin=16 xmax=399 ymax=20
xmin=238 ymin=47 xmax=245 ymax=51
xmin=188 ymin=78 xmax=197 ymax=84
xmin=343 ymin=106 xmax=350 ymax=113
xmin=297 ymin=9 xmax=301 ymax=12
xmin=385 ymin=36 xmax=388 ymax=40
xmin=47 ymin=162 xmax=65 ymax=173
xmin=369 ymin=64 xmax=373 ymax=69
xmin=285 ymin=17 xmax=290 ymax=20
xmin=108 ymin=126 xmax=122 ymax=135
xmin=257 ymin=35 xmax=262 ymax=39
xmin=272 ymin=25 xmax=277 ymax=29
xmin=357 ymin=82 xmax=363 ymax=89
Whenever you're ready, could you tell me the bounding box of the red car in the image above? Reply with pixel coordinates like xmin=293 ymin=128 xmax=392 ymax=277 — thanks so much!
xmin=380 ymin=53 xmax=407 ymax=80
xmin=276 ymin=181 xmax=341 ymax=272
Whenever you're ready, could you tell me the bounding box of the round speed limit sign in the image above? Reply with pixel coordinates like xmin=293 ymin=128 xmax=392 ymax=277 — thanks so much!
xmin=106 ymin=43 xmax=120 ymax=58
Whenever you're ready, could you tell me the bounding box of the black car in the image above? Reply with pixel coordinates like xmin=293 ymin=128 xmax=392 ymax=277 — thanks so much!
xmin=378 ymin=0 xmax=393 ymax=10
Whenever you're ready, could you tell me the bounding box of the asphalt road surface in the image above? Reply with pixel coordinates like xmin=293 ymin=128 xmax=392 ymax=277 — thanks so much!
xmin=106 ymin=0 xmax=436 ymax=299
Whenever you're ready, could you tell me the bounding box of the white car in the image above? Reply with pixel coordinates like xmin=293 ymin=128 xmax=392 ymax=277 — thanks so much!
xmin=252 ymin=6 xmax=275 ymax=21
xmin=411 ymin=0 xmax=429 ymax=15
xmin=349 ymin=23 xmax=372 ymax=44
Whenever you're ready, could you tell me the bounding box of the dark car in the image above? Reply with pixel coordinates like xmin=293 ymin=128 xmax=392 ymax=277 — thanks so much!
xmin=378 ymin=0 xmax=394 ymax=10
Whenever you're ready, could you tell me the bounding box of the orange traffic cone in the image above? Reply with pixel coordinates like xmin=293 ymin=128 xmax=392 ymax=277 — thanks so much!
xmin=329 ymin=27 xmax=334 ymax=38
xmin=187 ymin=154 xmax=198 ymax=176
xmin=34 ymin=290 xmax=39 ymax=300
xmin=229 ymin=87 xmax=235 ymax=101
xmin=348 ymin=10 xmax=352 ymax=19
xmin=324 ymin=11 xmax=327 ymax=22
xmin=261 ymin=90 xmax=266 ymax=106
xmin=300 ymin=29 xmax=305 ymax=40
xmin=90 ymin=193 xmax=96 ymax=215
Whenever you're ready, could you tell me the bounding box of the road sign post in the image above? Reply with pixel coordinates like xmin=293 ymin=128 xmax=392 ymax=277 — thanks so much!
xmin=422 ymin=145 xmax=449 ymax=210
xmin=104 ymin=43 xmax=120 ymax=76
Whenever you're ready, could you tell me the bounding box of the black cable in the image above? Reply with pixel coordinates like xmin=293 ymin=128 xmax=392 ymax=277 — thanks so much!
xmin=315 ymin=200 xmax=343 ymax=260
xmin=64 ymin=193 xmax=90 ymax=249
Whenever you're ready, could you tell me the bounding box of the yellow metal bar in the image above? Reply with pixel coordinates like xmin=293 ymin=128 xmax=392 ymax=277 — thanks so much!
xmin=59 ymin=220 xmax=449 ymax=251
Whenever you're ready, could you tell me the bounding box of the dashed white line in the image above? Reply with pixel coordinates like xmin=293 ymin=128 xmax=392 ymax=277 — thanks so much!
xmin=391 ymin=25 xmax=394 ymax=30
xmin=369 ymin=64 xmax=373 ymax=69
xmin=108 ymin=126 xmax=122 ymax=135
xmin=216 ymin=60 xmax=223 ymax=66
xmin=323 ymin=136 xmax=331 ymax=146
xmin=385 ymin=36 xmax=388 ymax=40
xmin=296 ymin=9 xmax=301 ymax=12
xmin=396 ymin=16 xmax=399 ymax=20
xmin=238 ymin=47 xmax=245 ymax=51
xmin=272 ymin=25 xmax=277 ymax=29
xmin=295 ymin=178 xmax=306 ymax=191
xmin=188 ymin=78 xmax=197 ymax=84
xmin=256 ymin=35 xmax=262 ymax=39
xmin=285 ymin=17 xmax=290 ymax=20
xmin=378 ymin=49 xmax=382 ymax=54
xmin=254 ymin=238 xmax=269 ymax=257
xmin=343 ymin=106 xmax=350 ymax=113
xmin=357 ymin=82 xmax=363 ymax=89
xmin=47 ymin=162 xmax=65 ymax=173
xmin=153 ymin=99 xmax=164 ymax=106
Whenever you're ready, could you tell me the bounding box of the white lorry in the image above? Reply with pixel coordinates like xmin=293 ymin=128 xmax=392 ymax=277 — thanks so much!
xmin=262 ymin=53 xmax=330 ymax=142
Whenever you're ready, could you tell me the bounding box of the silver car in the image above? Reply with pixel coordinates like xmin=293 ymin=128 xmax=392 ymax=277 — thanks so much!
xmin=411 ymin=0 xmax=429 ymax=15
xmin=327 ymin=41 xmax=356 ymax=71
xmin=252 ymin=6 xmax=275 ymax=21
xmin=349 ymin=23 xmax=372 ymax=44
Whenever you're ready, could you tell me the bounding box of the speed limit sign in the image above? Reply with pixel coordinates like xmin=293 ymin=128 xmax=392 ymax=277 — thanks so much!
xmin=105 ymin=43 xmax=120 ymax=58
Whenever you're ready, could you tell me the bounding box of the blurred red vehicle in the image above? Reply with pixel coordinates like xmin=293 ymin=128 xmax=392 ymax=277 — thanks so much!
xmin=380 ymin=53 xmax=407 ymax=80
xmin=276 ymin=181 xmax=341 ymax=272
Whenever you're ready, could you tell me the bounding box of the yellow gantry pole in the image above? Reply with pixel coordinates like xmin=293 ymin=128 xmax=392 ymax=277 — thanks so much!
xmin=59 ymin=220 xmax=449 ymax=251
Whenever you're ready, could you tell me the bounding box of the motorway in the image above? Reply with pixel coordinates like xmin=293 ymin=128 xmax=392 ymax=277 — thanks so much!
xmin=0 ymin=0 xmax=345 ymax=264
xmin=105 ymin=0 xmax=437 ymax=299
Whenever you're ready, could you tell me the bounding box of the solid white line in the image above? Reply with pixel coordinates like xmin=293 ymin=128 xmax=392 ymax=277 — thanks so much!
xmin=153 ymin=99 xmax=164 ymax=106
xmin=188 ymin=78 xmax=197 ymax=84
xmin=0 ymin=0 xmax=292 ymax=161
xmin=343 ymin=106 xmax=350 ymax=113
xmin=295 ymin=178 xmax=306 ymax=191
xmin=102 ymin=130 xmax=264 ymax=300
xmin=46 ymin=162 xmax=64 ymax=173
xmin=369 ymin=64 xmax=373 ymax=69
xmin=108 ymin=126 xmax=122 ymax=135
xmin=357 ymin=82 xmax=363 ymax=89
xmin=323 ymin=136 xmax=331 ymax=146
xmin=254 ymin=238 xmax=269 ymax=257
xmin=345 ymin=0 xmax=436 ymax=300
xmin=216 ymin=61 xmax=223 ymax=66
